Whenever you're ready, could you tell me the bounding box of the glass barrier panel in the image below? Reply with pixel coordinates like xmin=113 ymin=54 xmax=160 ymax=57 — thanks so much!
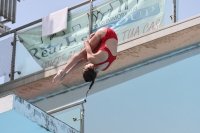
xmin=0 ymin=76 xmax=5 ymax=85
xmin=15 ymin=35 xmax=43 ymax=79
xmin=0 ymin=36 xmax=13 ymax=84
xmin=164 ymin=0 xmax=173 ymax=25
xmin=52 ymin=106 xmax=81 ymax=132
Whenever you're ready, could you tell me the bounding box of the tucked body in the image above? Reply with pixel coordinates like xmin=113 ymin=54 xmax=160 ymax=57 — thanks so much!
xmin=53 ymin=27 xmax=118 ymax=90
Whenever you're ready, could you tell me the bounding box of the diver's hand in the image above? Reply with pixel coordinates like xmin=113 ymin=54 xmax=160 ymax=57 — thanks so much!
xmin=84 ymin=40 xmax=90 ymax=47
xmin=89 ymin=33 xmax=95 ymax=39
xmin=52 ymin=70 xmax=64 ymax=84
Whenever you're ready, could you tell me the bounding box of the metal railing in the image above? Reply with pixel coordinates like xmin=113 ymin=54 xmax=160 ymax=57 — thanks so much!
xmin=0 ymin=0 xmax=178 ymax=82
xmin=47 ymin=99 xmax=86 ymax=133
xmin=0 ymin=0 xmax=94 ymax=81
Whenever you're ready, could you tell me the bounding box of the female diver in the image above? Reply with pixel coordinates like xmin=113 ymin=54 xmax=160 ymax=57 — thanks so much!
xmin=52 ymin=27 xmax=118 ymax=92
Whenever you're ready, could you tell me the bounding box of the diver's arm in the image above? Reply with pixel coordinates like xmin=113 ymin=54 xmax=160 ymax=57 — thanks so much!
xmin=84 ymin=40 xmax=98 ymax=63
xmin=52 ymin=27 xmax=105 ymax=83
xmin=58 ymin=58 xmax=88 ymax=83
xmin=52 ymin=49 xmax=87 ymax=83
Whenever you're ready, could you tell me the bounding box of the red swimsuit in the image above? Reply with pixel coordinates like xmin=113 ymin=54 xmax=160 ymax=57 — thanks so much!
xmin=94 ymin=27 xmax=118 ymax=71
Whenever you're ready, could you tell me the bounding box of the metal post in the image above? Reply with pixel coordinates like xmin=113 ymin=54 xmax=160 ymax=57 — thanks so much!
xmin=172 ymin=0 xmax=176 ymax=23
xmin=0 ymin=0 xmax=5 ymax=16
xmin=8 ymin=0 xmax=13 ymax=22
xmin=4 ymin=0 xmax=8 ymax=19
xmin=80 ymin=104 xmax=85 ymax=133
xmin=10 ymin=31 xmax=17 ymax=80
xmin=88 ymin=0 xmax=93 ymax=35
xmin=13 ymin=0 xmax=17 ymax=23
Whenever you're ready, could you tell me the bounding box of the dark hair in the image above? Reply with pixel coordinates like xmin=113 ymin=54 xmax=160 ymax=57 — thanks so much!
xmin=83 ymin=68 xmax=97 ymax=90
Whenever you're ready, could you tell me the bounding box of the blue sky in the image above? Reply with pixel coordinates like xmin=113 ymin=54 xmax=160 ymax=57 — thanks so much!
xmin=1 ymin=0 xmax=200 ymax=133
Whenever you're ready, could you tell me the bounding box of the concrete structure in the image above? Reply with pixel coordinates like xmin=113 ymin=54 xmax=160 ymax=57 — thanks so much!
xmin=0 ymin=94 xmax=79 ymax=133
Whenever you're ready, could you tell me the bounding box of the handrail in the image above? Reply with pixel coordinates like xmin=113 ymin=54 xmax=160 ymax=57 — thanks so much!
xmin=0 ymin=0 xmax=91 ymax=38
xmin=47 ymin=99 xmax=86 ymax=114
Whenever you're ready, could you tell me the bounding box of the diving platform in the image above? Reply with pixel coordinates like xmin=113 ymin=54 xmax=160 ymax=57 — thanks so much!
xmin=0 ymin=94 xmax=79 ymax=133
xmin=0 ymin=14 xmax=200 ymax=103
